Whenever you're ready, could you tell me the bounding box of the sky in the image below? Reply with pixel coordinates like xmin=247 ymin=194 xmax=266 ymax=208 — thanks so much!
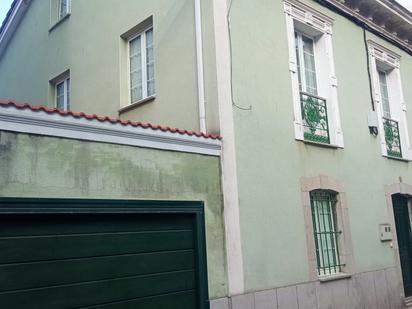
xmin=0 ymin=0 xmax=14 ymax=26
xmin=0 ymin=0 xmax=411 ymax=28
xmin=0 ymin=0 xmax=13 ymax=24
xmin=398 ymin=0 xmax=412 ymax=11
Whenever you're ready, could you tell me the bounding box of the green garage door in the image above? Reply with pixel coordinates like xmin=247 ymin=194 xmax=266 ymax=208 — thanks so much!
xmin=0 ymin=199 xmax=209 ymax=309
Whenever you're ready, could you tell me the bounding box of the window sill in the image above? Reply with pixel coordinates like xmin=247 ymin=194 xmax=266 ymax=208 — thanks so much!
xmin=383 ymin=155 xmax=410 ymax=163
xmin=49 ymin=14 xmax=71 ymax=32
xmin=118 ymin=95 xmax=155 ymax=114
xmin=297 ymin=139 xmax=342 ymax=149
xmin=319 ymin=273 xmax=351 ymax=283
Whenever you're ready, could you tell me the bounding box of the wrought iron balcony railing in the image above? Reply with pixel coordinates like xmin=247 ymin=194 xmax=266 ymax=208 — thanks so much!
xmin=383 ymin=117 xmax=402 ymax=158
xmin=300 ymin=92 xmax=330 ymax=144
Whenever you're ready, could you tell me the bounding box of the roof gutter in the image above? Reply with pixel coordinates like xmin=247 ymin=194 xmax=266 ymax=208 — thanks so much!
xmin=0 ymin=0 xmax=31 ymax=59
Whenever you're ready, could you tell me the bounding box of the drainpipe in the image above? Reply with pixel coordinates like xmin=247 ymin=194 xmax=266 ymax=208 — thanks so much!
xmin=194 ymin=0 xmax=207 ymax=133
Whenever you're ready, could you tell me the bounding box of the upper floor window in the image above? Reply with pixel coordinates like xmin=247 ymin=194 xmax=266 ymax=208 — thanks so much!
xmin=368 ymin=41 xmax=411 ymax=160
xmin=50 ymin=0 xmax=71 ymax=30
xmin=59 ymin=0 xmax=70 ymax=20
xmin=129 ymin=28 xmax=155 ymax=104
xmin=284 ymin=1 xmax=344 ymax=147
xmin=56 ymin=76 xmax=70 ymax=111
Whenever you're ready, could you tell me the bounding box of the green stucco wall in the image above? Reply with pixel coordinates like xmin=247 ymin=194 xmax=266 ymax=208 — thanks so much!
xmin=2 ymin=0 xmax=412 ymax=299
xmin=0 ymin=131 xmax=228 ymax=299
xmin=0 ymin=0 xmax=220 ymax=134
xmin=229 ymin=0 xmax=412 ymax=293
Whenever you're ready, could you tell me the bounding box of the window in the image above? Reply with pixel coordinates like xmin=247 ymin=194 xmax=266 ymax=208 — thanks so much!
xmin=55 ymin=77 xmax=70 ymax=111
xmin=129 ymin=28 xmax=155 ymax=104
xmin=368 ymin=41 xmax=411 ymax=160
xmin=301 ymin=175 xmax=354 ymax=280
xmin=295 ymin=31 xmax=330 ymax=144
xmin=284 ymin=1 xmax=344 ymax=147
xmin=310 ymin=191 xmax=342 ymax=276
xmin=295 ymin=32 xmax=318 ymax=96
xmin=59 ymin=0 xmax=70 ymax=20
xmin=378 ymin=71 xmax=391 ymax=119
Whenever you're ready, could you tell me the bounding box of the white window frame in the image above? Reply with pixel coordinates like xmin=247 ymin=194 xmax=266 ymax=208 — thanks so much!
xmin=368 ymin=41 xmax=411 ymax=160
xmin=55 ymin=76 xmax=70 ymax=111
xmin=58 ymin=0 xmax=71 ymax=20
xmin=127 ymin=27 xmax=155 ymax=105
xmin=284 ymin=0 xmax=344 ymax=148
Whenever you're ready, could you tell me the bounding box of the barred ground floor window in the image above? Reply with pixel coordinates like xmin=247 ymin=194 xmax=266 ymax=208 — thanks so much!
xmin=301 ymin=175 xmax=354 ymax=280
xmin=310 ymin=190 xmax=343 ymax=276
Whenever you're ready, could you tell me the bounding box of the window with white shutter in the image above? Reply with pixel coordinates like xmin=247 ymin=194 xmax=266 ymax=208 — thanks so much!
xmin=368 ymin=41 xmax=411 ymax=160
xmin=284 ymin=0 xmax=344 ymax=147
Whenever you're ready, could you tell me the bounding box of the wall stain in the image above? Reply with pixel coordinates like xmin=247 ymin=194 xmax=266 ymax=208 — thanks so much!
xmin=0 ymin=132 xmax=17 ymax=187
xmin=28 ymin=135 xmax=39 ymax=183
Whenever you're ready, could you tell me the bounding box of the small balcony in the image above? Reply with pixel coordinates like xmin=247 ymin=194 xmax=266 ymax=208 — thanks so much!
xmin=300 ymin=92 xmax=330 ymax=144
xmin=383 ymin=117 xmax=402 ymax=158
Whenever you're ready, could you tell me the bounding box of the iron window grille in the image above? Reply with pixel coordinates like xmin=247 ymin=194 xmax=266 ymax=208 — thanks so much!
xmin=310 ymin=191 xmax=343 ymax=276
xmin=383 ymin=117 xmax=402 ymax=158
xmin=300 ymin=92 xmax=330 ymax=144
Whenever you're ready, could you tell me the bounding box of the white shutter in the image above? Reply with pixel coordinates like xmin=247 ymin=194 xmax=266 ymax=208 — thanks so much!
xmin=392 ymin=69 xmax=412 ymax=159
xmin=325 ymin=33 xmax=343 ymax=147
xmin=285 ymin=13 xmax=304 ymax=140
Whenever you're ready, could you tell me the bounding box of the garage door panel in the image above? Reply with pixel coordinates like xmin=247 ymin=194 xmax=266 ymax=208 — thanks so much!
xmin=0 ymin=214 xmax=193 ymax=237
xmin=0 ymin=200 xmax=208 ymax=309
xmin=79 ymin=290 xmax=197 ymax=309
xmin=0 ymin=230 xmax=194 ymax=264
xmin=0 ymin=269 xmax=196 ymax=309
xmin=0 ymin=249 xmax=195 ymax=293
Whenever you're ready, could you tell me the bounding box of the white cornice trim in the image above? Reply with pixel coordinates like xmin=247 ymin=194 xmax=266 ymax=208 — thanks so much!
xmin=0 ymin=105 xmax=221 ymax=156
xmin=376 ymin=0 xmax=412 ymax=26
xmin=284 ymin=0 xmax=334 ymax=34
xmin=0 ymin=0 xmax=31 ymax=59
xmin=319 ymin=0 xmax=412 ymax=54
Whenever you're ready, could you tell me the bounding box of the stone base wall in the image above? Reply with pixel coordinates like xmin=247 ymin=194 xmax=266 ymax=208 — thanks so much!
xmin=211 ymin=267 xmax=405 ymax=309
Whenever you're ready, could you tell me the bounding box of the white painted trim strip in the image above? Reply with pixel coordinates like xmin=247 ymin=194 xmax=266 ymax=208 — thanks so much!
xmin=213 ymin=0 xmax=245 ymax=295
xmin=0 ymin=106 xmax=221 ymax=156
